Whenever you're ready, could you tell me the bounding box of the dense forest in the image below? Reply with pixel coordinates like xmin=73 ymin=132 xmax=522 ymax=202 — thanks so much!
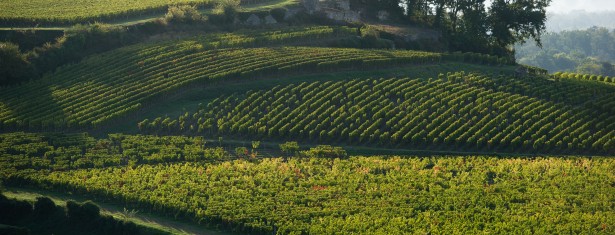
xmin=516 ymin=27 xmax=615 ymax=76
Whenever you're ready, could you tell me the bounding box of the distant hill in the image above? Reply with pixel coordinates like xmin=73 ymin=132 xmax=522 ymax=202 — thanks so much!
xmin=516 ymin=27 xmax=615 ymax=76
xmin=546 ymin=11 xmax=615 ymax=32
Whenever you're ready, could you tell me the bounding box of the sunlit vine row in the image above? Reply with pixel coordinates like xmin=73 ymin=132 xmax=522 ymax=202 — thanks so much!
xmin=145 ymin=72 xmax=615 ymax=154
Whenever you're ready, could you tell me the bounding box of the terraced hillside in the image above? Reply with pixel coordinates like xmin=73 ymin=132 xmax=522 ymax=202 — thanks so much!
xmin=0 ymin=26 xmax=505 ymax=131
xmin=1 ymin=133 xmax=613 ymax=234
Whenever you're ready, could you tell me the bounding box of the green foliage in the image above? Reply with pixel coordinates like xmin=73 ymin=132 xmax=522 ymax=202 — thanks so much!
xmin=235 ymin=146 xmax=249 ymax=157
xmin=356 ymin=0 xmax=550 ymax=57
xmin=211 ymin=0 xmax=241 ymax=24
xmin=2 ymin=154 xmax=613 ymax=234
xmin=0 ymin=42 xmax=34 ymax=86
xmin=300 ymin=145 xmax=347 ymax=158
xmin=165 ymin=5 xmax=204 ymax=24
xmin=0 ymin=195 xmax=159 ymax=235
xmin=0 ymin=224 xmax=29 ymax=235
xmin=0 ymin=133 xmax=230 ymax=174
xmin=66 ymin=200 xmax=101 ymax=221
xmin=269 ymin=7 xmax=288 ymax=22
xmin=33 ymin=196 xmax=56 ymax=216
xmin=150 ymin=73 xmax=615 ymax=155
xmin=0 ymin=0 xmax=214 ymax=25
xmin=516 ymin=27 xmax=615 ymax=76
xmin=279 ymin=141 xmax=300 ymax=154
xmin=0 ymin=26 xmax=362 ymax=130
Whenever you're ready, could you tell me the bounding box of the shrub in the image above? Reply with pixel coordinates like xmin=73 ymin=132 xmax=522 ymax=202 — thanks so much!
xmin=270 ymin=8 xmax=288 ymax=22
xmin=0 ymin=42 xmax=34 ymax=86
xmin=165 ymin=5 xmax=203 ymax=24
xmin=66 ymin=200 xmax=101 ymax=221
xmin=280 ymin=141 xmax=300 ymax=155
xmin=300 ymin=145 xmax=347 ymax=158
xmin=34 ymin=196 xmax=56 ymax=216
xmin=211 ymin=0 xmax=240 ymax=24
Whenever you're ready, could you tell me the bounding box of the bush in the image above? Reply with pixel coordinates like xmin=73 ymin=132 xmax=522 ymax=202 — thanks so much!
xmin=0 ymin=197 xmax=32 ymax=223
xmin=66 ymin=200 xmax=100 ymax=221
xmin=0 ymin=42 xmax=34 ymax=86
xmin=211 ymin=0 xmax=240 ymax=24
xmin=165 ymin=5 xmax=203 ymax=24
xmin=0 ymin=224 xmax=29 ymax=235
xmin=280 ymin=141 xmax=300 ymax=154
xmin=300 ymin=145 xmax=347 ymax=158
xmin=235 ymin=147 xmax=249 ymax=157
xmin=270 ymin=8 xmax=288 ymax=22
xmin=34 ymin=197 xmax=56 ymax=216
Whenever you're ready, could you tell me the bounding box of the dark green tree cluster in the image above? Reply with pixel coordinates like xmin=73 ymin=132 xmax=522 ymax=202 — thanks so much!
xmin=352 ymin=0 xmax=551 ymax=57
xmin=0 ymin=42 xmax=35 ymax=86
xmin=0 ymin=194 xmax=158 ymax=235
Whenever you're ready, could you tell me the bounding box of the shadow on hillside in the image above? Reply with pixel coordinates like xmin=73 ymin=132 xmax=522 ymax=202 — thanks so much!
xmin=0 ymin=81 xmax=67 ymax=131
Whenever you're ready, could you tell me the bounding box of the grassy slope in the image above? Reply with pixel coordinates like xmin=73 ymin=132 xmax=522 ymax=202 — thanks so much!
xmin=108 ymin=63 xmax=515 ymax=134
xmin=0 ymin=0 xmax=299 ymax=29
xmin=0 ymin=45 xmax=442 ymax=130
xmin=133 ymin=65 xmax=615 ymax=155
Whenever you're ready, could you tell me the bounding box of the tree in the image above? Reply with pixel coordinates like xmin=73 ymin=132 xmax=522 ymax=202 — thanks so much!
xmin=488 ymin=0 xmax=551 ymax=56
xmin=211 ymin=0 xmax=240 ymax=24
xmin=165 ymin=5 xmax=203 ymax=24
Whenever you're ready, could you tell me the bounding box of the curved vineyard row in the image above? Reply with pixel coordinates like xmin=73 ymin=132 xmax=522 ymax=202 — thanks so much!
xmin=144 ymin=72 xmax=615 ymax=155
xmin=0 ymin=148 xmax=611 ymax=233
xmin=0 ymin=30 xmax=503 ymax=131
xmin=552 ymin=72 xmax=615 ymax=85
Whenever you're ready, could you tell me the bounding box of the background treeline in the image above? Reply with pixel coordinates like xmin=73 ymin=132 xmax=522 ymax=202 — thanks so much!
xmin=0 ymin=193 xmax=166 ymax=235
xmin=515 ymin=27 xmax=615 ymax=76
xmin=349 ymin=0 xmax=550 ymax=57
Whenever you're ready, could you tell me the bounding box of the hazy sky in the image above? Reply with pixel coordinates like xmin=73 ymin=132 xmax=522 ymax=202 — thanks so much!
xmin=483 ymin=0 xmax=615 ymax=13
xmin=548 ymin=0 xmax=615 ymax=13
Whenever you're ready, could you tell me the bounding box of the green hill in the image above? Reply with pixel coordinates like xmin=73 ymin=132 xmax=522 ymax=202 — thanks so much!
xmin=0 ymin=0 xmax=293 ymax=26
xmin=0 ymin=26 xmax=506 ymax=131
xmin=142 ymin=72 xmax=615 ymax=155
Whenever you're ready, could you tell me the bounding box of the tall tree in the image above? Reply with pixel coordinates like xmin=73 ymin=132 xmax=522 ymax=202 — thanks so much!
xmin=488 ymin=0 xmax=551 ymax=53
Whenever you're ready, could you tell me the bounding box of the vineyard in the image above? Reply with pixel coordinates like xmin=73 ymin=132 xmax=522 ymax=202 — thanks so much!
xmin=141 ymin=72 xmax=615 ymax=155
xmin=552 ymin=72 xmax=615 ymax=85
xmin=0 ymin=0 xmax=284 ymax=26
xmin=0 ymin=133 xmax=613 ymax=234
xmin=0 ymin=26 xmax=507 ymax=131
xmin=0 ymin=0 xmax=613 ymax=233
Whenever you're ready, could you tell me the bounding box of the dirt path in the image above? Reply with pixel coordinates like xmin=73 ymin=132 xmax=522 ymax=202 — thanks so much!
xmin=2 ymin=187 xmax=234 ymax=235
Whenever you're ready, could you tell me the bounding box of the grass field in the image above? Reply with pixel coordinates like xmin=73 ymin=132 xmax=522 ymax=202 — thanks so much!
xmin=0 ymin=0 xmax=211 ymax=24
xmin=0 ymin=0 xmax=297 ymax=26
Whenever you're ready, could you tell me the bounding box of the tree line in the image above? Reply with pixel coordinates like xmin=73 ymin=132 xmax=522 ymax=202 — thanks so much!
xmin=516 ymin=27 xmax=615 ymax=76
xmin=351 ymin=0 xmax=551 ymax=57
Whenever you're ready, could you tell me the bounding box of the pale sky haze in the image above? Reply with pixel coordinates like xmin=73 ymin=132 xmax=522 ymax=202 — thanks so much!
xmin=548 ymin=0 xmax=615 ymax=13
